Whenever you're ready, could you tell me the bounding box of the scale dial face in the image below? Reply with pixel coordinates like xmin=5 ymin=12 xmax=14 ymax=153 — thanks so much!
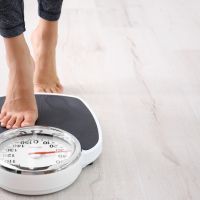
xmin=0 ymin=126 xmax=81 ymax=174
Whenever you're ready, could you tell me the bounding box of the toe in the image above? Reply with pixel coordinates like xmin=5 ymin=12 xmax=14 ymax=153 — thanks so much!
xmin=1 ymin=114 xmax=11 ymax=127
xmin=34 ymin=85 xmax=45 ymax=93
xmin=51 ymin=87 xmax=58 ymax=93
xmin=0 ymin=111 xmax=6 ymax=121
xmin=56 ymin=85 xmax=63 ymax=93
xmin=6 ymin=116 xmax=17 ymax=129
xmin=44 ymin=88 xmax=52 ymax=93
xmin=21 ymin=114 xmax=37 ymax=127
xmin=13 ymin=115 xmax=24 ymax=128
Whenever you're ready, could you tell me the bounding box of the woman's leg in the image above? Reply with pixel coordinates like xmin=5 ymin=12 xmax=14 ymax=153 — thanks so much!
xmin=0 ymin=0 xmax=38 ymax=129
xmin=31 ymin=0 xmax=64 ymax=93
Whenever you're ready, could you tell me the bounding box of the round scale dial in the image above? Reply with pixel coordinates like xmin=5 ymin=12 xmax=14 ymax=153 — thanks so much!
xmin=0 ymin=126 xmax=81 ymax=174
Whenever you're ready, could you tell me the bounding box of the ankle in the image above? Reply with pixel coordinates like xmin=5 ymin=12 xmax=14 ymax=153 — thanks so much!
xmin=4 ymin=34 xmax=31 ymax=64
xmin=5 ymin=48 xmax=34 ymax=86
xmin=6 ymin=75 xmax=34 ymax=100
xmin=33 ymin=21 xmax=58 ymax=47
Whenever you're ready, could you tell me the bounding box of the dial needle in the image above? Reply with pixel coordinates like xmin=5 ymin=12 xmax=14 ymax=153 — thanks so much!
xmin=28 ymin=150 xmax=69 ymax=155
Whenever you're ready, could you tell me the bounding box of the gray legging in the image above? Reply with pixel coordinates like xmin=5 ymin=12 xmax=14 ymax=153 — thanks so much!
xmin=0 ymin=0 xmax=63 ymax=38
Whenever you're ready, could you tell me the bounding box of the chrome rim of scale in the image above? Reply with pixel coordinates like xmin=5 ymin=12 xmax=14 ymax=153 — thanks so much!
xmin=0 ymin=126 xmax=82 ymax=195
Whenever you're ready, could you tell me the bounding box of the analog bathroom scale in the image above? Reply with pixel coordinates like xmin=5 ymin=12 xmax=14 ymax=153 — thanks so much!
xmin=0 ymin=93 xmax=102 ymax=195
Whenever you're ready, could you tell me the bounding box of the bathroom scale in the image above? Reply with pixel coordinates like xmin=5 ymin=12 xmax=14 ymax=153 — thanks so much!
xmin=0 ymin=93 xmax=102 ymax=195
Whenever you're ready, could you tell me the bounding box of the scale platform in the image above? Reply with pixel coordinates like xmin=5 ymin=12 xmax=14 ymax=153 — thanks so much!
xmin=0 ymin=93 xmax=102 ymax=195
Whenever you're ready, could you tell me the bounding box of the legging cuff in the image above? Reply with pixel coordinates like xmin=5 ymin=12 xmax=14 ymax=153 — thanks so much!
xmin=0 ymin=23 xmax=25 ymax=38
xmin=39 ymin=9 xmax=61 ymax=21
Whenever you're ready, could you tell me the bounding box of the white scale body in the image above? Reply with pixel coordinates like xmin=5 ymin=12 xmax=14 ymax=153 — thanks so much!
xmin=0 ymin=94 xmax=102 ymax=195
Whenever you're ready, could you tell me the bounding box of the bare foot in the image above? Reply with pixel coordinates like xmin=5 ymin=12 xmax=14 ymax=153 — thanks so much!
xmin=31 ymin=19 xmax=63 ymax=93
xmin=0 ymin=35 xmax=38 ymax=129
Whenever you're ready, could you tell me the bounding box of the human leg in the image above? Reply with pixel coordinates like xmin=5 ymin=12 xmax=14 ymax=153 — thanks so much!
xmin=31 ymin=0 xmax=64 ymax=93
xmin=0 ymin=1 xmax=38 ymax=129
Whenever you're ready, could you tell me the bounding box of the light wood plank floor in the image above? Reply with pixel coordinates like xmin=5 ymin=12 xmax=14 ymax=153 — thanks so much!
xmin=0 ymin=0 xmax=200 ymax=199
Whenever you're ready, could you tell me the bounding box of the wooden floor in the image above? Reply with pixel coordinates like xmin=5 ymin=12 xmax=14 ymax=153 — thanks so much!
xmin=0 ymin=0 xmax=200 ymax=199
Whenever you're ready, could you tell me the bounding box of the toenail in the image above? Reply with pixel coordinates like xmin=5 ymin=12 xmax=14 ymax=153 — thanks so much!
xmin=7 ymin=125 xmax=11 ymax=128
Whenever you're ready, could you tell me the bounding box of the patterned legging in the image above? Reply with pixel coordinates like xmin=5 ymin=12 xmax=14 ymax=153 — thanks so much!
xmin=0 ymin=0 xmax=63 ymax=38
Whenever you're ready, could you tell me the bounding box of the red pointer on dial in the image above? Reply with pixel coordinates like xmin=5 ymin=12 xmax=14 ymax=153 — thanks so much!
xmin=29 ymin=150 xmax=69 ymax=155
